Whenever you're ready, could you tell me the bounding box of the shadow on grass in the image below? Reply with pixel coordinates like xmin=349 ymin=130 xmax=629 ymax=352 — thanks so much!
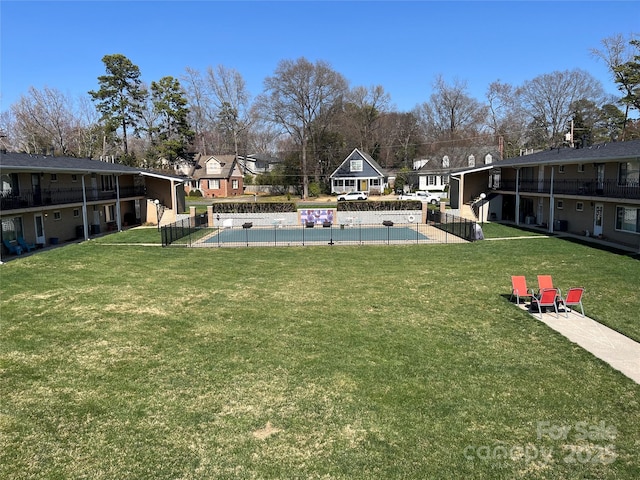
xmin=557 ymin=235 xmax=640 ymax=260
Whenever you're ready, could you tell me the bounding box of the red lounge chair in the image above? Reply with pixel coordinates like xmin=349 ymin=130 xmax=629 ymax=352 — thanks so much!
xmin=537 ymin=275 xmax=560 ymax=298
xmin=531 ymin=288 xmax=560 ymax=318
xmin=558 ymin=287 xmax=585 ymax=317
xmin=510 ymin=276 xmax=534 ymax=304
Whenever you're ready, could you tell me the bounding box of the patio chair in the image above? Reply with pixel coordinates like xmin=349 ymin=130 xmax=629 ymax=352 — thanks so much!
xmin=2 ymin=239 xmax=22 ymax=255
xmin=536 ymin=275 xmax=560 ymax=298
xmin=531 ymin=288 xmax=560 ymax=318
xmin=17 ymin=236 xmax=36 ymax=252
xmin=558 ymin=287 xmax=585 ymax=317
xmin=510 ymin=276 xmax=534 ymax=304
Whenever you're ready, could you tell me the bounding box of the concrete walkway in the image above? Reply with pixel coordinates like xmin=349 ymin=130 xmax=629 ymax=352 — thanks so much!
xmin=517 ymin=303 xmax=640 ymax=384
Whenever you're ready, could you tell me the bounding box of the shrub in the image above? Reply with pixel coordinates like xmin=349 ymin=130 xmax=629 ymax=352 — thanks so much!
xmin=308 ymin=182 xmax=321 ymax=198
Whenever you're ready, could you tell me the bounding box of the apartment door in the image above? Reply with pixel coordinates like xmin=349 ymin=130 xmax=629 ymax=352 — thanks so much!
xmin=596 ymin=164 xmax=605 ymax=194
xmin=593 ymin=203 xmax=604 ymax=237
xmin=31 ymin=173 xmax=42 ymax=205
xmin=34 ymin=214 xmax=45 ymax=245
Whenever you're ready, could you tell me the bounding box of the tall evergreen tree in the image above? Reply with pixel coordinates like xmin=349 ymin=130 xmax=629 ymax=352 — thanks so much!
xmin=89 ymin=54 xmax=146 ymax=160
xmin=613 ymin=40 xmax=640 ymax=113
xmin=150 ymin=76 xmax=194 ymax=163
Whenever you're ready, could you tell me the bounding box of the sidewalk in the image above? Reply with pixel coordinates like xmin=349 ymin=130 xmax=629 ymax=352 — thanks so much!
xmin=517 ymin=303 xmax=640 ymax=384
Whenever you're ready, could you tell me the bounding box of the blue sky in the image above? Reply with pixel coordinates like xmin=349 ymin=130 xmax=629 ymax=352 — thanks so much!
xmin=1 ymin=1 xmax=638 ymax=114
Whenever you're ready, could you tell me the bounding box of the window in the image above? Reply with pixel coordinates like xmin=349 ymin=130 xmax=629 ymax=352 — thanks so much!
xmin=333 ymin=179 xmax=344 ymax=188
xmin=345 ymin=179 xmax=355 ymax=187
xmin=208 ymin=179 xmax=220 ymax=189
xmin=557 ymin=200 xmax=564 ymax=210
xmin=576 ymin=202 xmax=584 ymax=212
xmin=428 ymin=176 xmax=436 ymax=186
xmin=232 ymin=179 xmax=239 ymax=189
xmin=616 ymin=206 xmax=640 ymax=233
xmin=371 ymin=179 xmax=380 ymax=186
xmin=101 ymin=175 xmax=114 ymax=191
xmin=1 ymin=173 xmax=19 ymax=196
xmin=619 ymin=161 xmax=640 ymax=186
xmin=350 ymin=160 xmax=363 ymax=172
xmin=206 ymin=161 xmax=222 ymax=175
xmin=1 ymin=217 xmax=23 ymax=242
xmin=73 ymin=208 xmax=80 ymax=218
xmin=105 ymin=205 xmax=115 ymax=222
xmin=71 ymin=174 xmax=78 ymax=182
xmin=558 ymin=165 xmax=565 ymax=173
xmin=51 ymin=173 xmax=58 ymax=182
xmin=578 ymin=164 xmax=585 ymax=173
xmin=53 ymin=211 xmax=61 ymax=221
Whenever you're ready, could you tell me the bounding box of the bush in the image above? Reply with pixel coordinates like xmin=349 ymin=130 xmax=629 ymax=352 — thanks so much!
xmin=308 ymin=182 xmax=321 ymax=198
xmin=188 ymin=190 xmax=203 ymax=197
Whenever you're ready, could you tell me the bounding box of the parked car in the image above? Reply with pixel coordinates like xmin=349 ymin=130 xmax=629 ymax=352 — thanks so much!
xmin=397 ymin=191 xmax=441 ymax=204
xmin=337 ymin=191 xmax=368 ymax=201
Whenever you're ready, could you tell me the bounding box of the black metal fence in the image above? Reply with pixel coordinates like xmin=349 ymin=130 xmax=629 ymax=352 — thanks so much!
xmin=161 ymin=214 xmax=209 ymax=247
xmin=426 ymin=210 xmax=479 ymax=241
xmin=162 ymin=212 xmax=479 ymax=247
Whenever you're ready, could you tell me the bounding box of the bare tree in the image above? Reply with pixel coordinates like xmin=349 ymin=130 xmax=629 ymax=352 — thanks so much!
xmin=342 ymin=85 xmax=391 ymax=153
xmin=485 ymin=81 xmax=528 ymax=157
xmin=376 ymin=112 xmax=423 ymax=168
xmin=257 ymin=57 xmax=347 ymax=198
xmin=206 ymin=65 xmax=253 ymax=159
xmin=11 ymin=86 xmax=76 ymax=155
xmin=182 ymin=67 xmax=216 ymax=154
xmin=73 ymin=95 xmax=102 ymax=158
xmin=416 ymin=76 xmax=488 ymax=143
xmin=517 ymin=69 xmax=604 ymax=147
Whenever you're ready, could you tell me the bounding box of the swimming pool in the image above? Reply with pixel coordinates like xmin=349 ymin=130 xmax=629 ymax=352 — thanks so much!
xmin=202 ymin=223 xmax=429 ymax=246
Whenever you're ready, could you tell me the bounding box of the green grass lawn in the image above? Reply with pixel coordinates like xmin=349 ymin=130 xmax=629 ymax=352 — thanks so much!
xmin=480 ymin=222 xmax=546 ymax=238
xmin=1 ymin=236 xmax=639 ymax=479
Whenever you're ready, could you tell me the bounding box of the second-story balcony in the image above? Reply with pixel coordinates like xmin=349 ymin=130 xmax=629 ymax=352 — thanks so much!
xmin=494 ymin=179 xmax=640 ymax=200
xmin=1 ymin=186 xmax=146 ymax=211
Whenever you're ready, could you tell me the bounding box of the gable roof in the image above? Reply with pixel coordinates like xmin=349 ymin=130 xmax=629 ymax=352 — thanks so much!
xmin=329 ymin=148 xmax=386 ymax=178
xmin=190 ymin=154 xmax=242 ymax=180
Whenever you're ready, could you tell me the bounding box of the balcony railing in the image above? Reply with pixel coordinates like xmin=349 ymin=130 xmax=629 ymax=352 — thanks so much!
xmin=1 ymin=186 xmax=146 ymax=211
xmin=494 ymin=179 xmax=640 ymax=199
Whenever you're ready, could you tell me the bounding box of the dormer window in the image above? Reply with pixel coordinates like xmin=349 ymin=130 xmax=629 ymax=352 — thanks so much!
xmin=206 ymin=160 xmax=222 ymax=175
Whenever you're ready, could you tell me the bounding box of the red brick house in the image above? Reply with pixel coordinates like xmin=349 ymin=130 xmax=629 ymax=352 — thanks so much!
xmin=186 ymin=154 xmax=244 ymax=198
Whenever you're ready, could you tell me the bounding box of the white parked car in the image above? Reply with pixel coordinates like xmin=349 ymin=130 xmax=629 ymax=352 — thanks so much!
xmin=337 ymin=191 xmax=368 ymax=201
xmin=397 ymin=191 xmax=441 ymax=205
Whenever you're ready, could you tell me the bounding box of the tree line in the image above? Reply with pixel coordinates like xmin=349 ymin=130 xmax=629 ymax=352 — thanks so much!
xmin=1 ymin=34 xmax=638 ymax=197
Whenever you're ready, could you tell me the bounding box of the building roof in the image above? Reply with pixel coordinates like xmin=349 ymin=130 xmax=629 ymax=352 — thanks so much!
xmin=0 ymin=151 xmax=187 ymax=183
xmin=0 ymin=151 xmax=144 ymax=174
xmin=449 ymin=140 xmax=640 ymax=178
xmin=493 ymin=140 xmax=640 ymax=168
